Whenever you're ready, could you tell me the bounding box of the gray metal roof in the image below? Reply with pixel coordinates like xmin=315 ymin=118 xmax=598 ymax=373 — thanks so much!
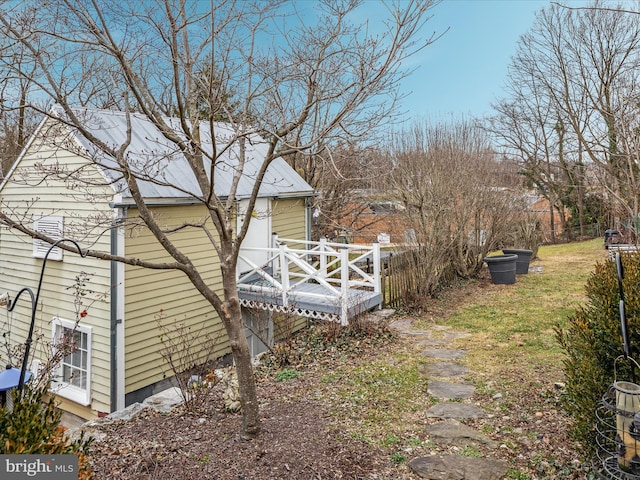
xmin=57 ymin=108 xmax=314 ymax=203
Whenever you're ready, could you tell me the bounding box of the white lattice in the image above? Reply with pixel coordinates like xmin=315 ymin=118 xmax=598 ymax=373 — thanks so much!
xmin=238 ymin=298 xmax=341 ymax=324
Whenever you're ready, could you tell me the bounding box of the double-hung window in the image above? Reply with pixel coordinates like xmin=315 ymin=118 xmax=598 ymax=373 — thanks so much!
xmin=52 ymin=318 xmax=92 ymax=405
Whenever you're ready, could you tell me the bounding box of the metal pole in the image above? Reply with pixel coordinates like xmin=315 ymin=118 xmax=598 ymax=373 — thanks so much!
xmin=8 ymin=238 xmax=87 ymax=394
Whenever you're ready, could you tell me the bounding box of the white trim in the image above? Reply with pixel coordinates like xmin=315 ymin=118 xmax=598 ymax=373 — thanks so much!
xmin=237 ymin=198 xmax=272 ymax=276
xmin=0 ymin=115 xmax=49 ymax=192
xmin=51 ymin=318 xmax=92 ymax=406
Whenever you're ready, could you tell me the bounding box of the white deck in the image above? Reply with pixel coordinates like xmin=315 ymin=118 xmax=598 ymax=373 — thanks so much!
xmin=237 ymin=236 xmax=382 ymax=325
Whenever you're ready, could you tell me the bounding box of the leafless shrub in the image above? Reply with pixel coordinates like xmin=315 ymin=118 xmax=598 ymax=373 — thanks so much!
xmin=156 ymin=314 xmax=221 ymax=413
xmin=388 ymin=118 xmax=529 ymax=295
xmin=267 ymin=310 xmax=305 ymax=367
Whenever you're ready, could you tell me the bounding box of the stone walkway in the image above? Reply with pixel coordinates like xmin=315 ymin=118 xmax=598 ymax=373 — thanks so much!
xmin=74 ymin=312 xmax=513 ymax=479
xmin=388 ymin=315 xmax=510 ymax=480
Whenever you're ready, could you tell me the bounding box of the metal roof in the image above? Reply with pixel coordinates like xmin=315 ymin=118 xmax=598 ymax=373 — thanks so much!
xmin=56 ymin=108 xmax=314 ymax=203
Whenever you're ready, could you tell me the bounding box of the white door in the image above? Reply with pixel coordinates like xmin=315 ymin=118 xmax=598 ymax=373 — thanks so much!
xmin=237 ymin=198 xmax=272 ymax=276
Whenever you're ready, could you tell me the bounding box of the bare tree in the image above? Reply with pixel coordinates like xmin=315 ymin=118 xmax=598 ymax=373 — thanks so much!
xmin=548 ymin=1 xmax=640 ymax=234
xmin=0 ymin=5 xmax=43 ymax=177
xmin=487 ymin=87 xmax=570 ymax=242
xmin=490 ymin=1 xmax=640 ymax=238
xmin=389 ymin=118 xmax=524 ymax=294
xmin=298 ymin=143 xmax=390 ymax=241
xmin=0 ymin=0 xmax=440 ymax=437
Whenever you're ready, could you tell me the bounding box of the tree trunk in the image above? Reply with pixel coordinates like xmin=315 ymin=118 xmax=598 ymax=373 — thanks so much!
xmin=220 ymin=272 xmax=260 ymax=438
xmin=577 ymin=182 xmax=585 ymax=237
xmin=549 ymin=202 xmax=556 ymax=244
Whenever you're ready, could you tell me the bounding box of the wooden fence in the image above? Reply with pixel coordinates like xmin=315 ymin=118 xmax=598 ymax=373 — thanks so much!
xmin=379 ymin=248 xmax=454 ymax=309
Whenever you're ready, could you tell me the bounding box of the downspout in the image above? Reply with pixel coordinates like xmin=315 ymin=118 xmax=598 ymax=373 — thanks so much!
xmin=305 ymin=196 xmax=312 ymax=242
xmin=110 ymin=206 xmax=126 ymax=412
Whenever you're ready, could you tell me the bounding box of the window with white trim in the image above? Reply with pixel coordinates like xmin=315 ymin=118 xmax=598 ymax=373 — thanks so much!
xmin=52 ymin=318 xmax=92 ymax=406
xmin=33 ymin=216 xmax=63 ymax=261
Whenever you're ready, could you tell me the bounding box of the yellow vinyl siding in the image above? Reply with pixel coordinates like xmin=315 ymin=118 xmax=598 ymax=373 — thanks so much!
xmin=0 ymin=135 xmax=114 ymax=419
xmin=123 ymin=205 xmax=228 ymax=393
xmin=123 ymin=197 xmax=309 ymax=393
xmin=271 ymin=198 xmax=307 ymax=240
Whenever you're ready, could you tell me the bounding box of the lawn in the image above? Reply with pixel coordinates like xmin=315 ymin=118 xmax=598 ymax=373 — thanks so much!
xmin=424 ymin=238 xmax=606 ymax=378
xmin=316 ymin=238 xmax=607 ymax=478
xmin=88 ymin=238 xmax=608 ymax=479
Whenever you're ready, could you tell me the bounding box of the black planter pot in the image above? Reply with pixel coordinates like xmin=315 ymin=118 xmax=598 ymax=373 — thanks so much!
xmin=501 ymin=248 xmax=533 ymax=274
xmin=484 ymin=254 xmax=518 ymax=285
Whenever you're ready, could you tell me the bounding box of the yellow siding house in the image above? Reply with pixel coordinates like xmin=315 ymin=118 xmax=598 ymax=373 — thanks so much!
xmin=0 ymin=109 xmax=315 ymax=423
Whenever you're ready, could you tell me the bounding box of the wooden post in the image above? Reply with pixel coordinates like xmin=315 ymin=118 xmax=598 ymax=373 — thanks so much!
xmin=340 ymin=246 xmax=349 ymax=325
xmin=319 ymin=236 xmax=327 ymax=278
xmin=279 ymin=241 xmax=289 ymax=307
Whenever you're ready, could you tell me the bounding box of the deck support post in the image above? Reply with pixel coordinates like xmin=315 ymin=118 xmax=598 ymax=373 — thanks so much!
xmin=373 ymin=241 xmax=381 ymax=297
xmin=340 ymin=246 xmax=349 ymax=325
xmin=279 ymin=241 xmax=289 ymax=308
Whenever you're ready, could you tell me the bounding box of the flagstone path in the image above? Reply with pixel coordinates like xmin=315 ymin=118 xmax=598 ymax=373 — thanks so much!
xmin=388 ymin=316 xmax=510 ymax=480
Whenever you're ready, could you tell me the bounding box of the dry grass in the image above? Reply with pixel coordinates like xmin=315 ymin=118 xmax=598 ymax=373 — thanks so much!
xmin=89 ymin=239 xmax=607 ymax=479
xmin=414 ymin=239 xmax=606 ymax=380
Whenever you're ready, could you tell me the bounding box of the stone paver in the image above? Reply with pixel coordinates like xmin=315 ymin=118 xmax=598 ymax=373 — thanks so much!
xmin=419 ymin=361 xmax=470 ymax=378
xmin=388 ymin=318 xmax=414 ymax=331
xmin=408 ymin=455 xmax=509 ymax=480
xmin=401 ymin=330 xmax=435 ymax=336
xmin=443 ymin=330 xmax=471 ymax=341
xmin=429 ymin=325 xmax=452 ymax=331
xmin=370 ymin=308 xmax=396 ymax=319
xmin=426 ymin=419 xmax=498 ymax=447
xmin=422 ymin=348 xmax=466 ymax=360
xmin=417 ymin=338 xmax=449 ymax=347
xmin=427 ymin=380 xmax=475 ymax=400
xmin=389 ymin=316 xmax=512 ymax=478
xmin=426 ymin=401 xmax=485 ymax=419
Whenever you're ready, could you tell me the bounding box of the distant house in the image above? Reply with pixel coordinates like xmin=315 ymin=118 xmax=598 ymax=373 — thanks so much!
xmin=0 ymin=108 xmax=381 ymax=423
xmin=524 ymin=192 xmax=570 ymax=242
xmin=327 ymin=195 xmax=410 ymax=246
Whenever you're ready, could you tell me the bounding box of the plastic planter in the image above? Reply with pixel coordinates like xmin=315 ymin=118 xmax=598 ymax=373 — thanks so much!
xmin=484 ymin=254 xmax=517 ymax=285
xmin=501 ymin=248 xmax=533 ymax=274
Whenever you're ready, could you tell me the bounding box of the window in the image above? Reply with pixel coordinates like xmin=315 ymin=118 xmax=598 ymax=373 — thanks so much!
xmin=33 ymin=216 xmax=63 ymax=260
xmin=52 ymin=318 xmax=92 ymax=405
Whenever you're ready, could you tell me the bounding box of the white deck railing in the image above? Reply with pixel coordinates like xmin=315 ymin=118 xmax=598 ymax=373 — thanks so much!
xmin=237 ymin=234 xmax=381 ymax=324
xmin=608 ymin=244 xmax=640 ymax=260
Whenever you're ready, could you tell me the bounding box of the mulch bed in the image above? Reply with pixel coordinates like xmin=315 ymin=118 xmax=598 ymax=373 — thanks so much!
xmin=88 ymin=371 xmax=391 ymax=479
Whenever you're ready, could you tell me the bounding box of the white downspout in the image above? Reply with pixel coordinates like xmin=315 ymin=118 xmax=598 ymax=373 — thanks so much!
xmin=111 ymin=204 xmax=126 ymax=412
xmin=116 ymin=213 xmax=125 ymax=411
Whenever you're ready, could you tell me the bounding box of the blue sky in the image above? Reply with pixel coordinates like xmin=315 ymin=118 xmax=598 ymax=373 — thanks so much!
xmin=395 ymin=0 xmax=563 ymax=121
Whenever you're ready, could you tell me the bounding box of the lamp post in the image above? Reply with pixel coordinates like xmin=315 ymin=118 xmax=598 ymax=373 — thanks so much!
xmin=7 ymin=238 xmax=86 ymax=394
